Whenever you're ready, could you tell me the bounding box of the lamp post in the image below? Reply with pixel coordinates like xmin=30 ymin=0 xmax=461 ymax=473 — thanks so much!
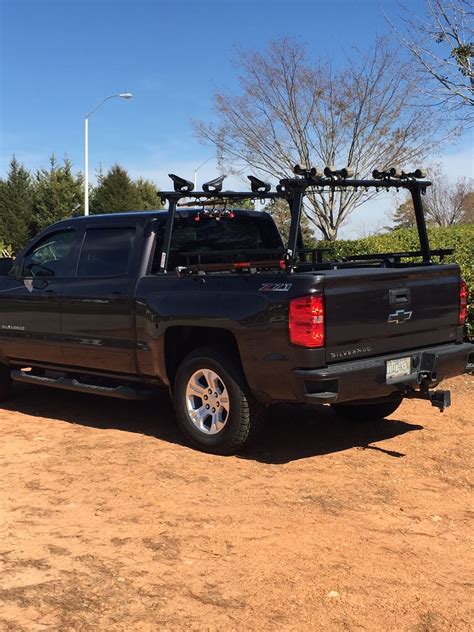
xmin=84 ymin=92 xmax=133 ymax=215
xmin=193 ymin=157 xmax=213 ymax=191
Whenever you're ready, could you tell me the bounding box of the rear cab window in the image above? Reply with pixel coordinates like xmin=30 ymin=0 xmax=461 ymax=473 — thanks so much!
xmin=151 ymin=212 xmax=283 ymax=273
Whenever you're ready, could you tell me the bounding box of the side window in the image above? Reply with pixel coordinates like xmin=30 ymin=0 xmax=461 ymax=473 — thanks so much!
xmin=77 ymin=227 xmax=136 ymax=278
xmin=22 ymin=230 xmax=76 ymax=278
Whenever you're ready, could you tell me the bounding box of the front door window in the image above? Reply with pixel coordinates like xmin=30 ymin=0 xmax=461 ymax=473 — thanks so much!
xmin=22 ymin=230 xmax=76 ymax=278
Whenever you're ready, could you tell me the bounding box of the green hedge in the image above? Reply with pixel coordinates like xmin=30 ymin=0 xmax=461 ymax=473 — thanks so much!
xmin=311 ymin=223 xmax=474 ymax=339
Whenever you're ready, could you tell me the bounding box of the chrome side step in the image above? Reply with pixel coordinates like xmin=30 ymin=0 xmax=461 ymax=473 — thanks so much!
xmin=11 ymin=370 xmax=154 ymax=400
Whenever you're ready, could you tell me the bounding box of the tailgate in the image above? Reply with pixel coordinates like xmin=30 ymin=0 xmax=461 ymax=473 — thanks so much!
xmin=324 ymin=265 xmax=461 ymax=363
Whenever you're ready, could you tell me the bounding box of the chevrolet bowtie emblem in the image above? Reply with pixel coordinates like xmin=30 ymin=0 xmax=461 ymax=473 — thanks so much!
xmin=388 ymin=309 xmax=413 ymax=325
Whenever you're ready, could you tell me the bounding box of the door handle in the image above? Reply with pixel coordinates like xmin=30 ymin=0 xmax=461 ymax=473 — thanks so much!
xmin=389 ymin=288 xmax=410 ymax=305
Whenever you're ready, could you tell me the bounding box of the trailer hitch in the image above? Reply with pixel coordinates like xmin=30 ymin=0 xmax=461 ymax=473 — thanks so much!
xmin=402 ymin=351 xmax=451 ymax=412
xmin=404 ymin=383 xmax=451 ymax=412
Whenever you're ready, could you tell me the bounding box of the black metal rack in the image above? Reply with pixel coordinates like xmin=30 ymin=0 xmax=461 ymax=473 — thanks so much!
xmin=157 ymin=167 xmax=434 ymax=275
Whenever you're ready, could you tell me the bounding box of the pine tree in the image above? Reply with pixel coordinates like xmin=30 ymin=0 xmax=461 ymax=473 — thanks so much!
xmin=91 ymin=164 xmax=141 ymax=214
xmin=392 ymin=196 xmax=416 ymax=230
xmin=32 ymin=155 xmax=83 ymax=233
xmin=0 ymin=157 xmax=35 ymax=254
xmin=461 ymin=192 xmax=474 ymax=224
xmin=134 ymin=178 xmax=163 ymax=210
xmin=265 ymin=198 xmax=314 ymax=245
xmin=233 ymin=198 xmax=255 ymax=210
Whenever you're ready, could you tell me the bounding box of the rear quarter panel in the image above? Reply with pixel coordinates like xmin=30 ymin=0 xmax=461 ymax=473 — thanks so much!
xmin=134 ymin=273 xmax=325 ymax=402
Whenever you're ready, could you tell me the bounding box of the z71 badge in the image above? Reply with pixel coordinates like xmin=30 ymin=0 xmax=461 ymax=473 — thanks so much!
xmin=259 ymin=283 xmax=293 ymax=292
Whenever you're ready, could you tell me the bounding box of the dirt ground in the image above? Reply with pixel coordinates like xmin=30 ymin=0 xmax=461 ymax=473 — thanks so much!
xmin=0 ymin=375 xmax=473 ymax=632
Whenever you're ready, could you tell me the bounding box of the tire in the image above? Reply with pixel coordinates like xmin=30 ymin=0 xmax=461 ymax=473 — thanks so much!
xmin=0 ymin=364 xmax=12 ymax=402
xmin=331 ymin=397 xmax=402 ymax=422
xmin=173 ymin=347 xmax=265 ymax=455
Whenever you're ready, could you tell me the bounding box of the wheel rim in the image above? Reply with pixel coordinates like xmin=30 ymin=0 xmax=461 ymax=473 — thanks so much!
xmin=185 ymin=368 xmax=230 ymax=435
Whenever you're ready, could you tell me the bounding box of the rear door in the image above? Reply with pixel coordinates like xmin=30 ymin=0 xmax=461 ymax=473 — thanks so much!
xmin=61 ymin=223 xmax=141 ymax=374
xmin=0 ymin=228 xmax=79 ymax=364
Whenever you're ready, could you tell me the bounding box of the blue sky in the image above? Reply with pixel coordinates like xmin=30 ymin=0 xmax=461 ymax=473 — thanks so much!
xmin=1 ymin=0 xmax=472 ymax=235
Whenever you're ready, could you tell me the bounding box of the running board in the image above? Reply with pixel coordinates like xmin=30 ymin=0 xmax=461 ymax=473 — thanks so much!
xmin=11 ymin=370 xmax=154 ymax=400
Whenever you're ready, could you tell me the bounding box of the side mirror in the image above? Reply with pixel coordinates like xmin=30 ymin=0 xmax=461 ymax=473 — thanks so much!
xmin=0 ymin=257 xmax=14 ymax=276
xmin=8 ymin=259 xmax=25 ymax=280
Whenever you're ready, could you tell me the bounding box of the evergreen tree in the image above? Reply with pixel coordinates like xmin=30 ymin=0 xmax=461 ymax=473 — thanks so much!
xmin=134 ymin=178 xmax=163 ymax=210
xmin=32 ymin=155 xmax=83 ymax=233
xmin=392 ymin=196 xmax=416 ymax=230
xmin=91 ymin=164 xmax=141 ymax=214
xmin=461 ymin=192 xmax=474 ymax=224
xmin=0 ymin=179 xmax=4 ymax=243
xmin=233 ymin=198 xmax=255 ymax=210
xmin=0 ymin=157 xmax=35 ymax=253
xmin=265 ymin=198 xmax=314 ymax=245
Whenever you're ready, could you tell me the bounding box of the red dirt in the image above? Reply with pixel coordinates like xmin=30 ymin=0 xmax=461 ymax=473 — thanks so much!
xmin=1 ymin=375 xmax=473 ymax=631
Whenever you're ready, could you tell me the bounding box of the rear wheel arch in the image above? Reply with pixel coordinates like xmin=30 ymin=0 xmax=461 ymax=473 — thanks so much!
xmin=164 ymin=326 xmax=245 ymax=387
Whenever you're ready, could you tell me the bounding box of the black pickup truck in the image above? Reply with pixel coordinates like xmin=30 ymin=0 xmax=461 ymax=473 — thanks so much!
xmin=0 ymin=167 xmax=472 ymax=454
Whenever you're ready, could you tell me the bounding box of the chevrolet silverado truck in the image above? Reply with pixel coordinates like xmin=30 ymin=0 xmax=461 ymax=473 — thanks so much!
xmin=0 ymin=166 xmax=472 ymax=454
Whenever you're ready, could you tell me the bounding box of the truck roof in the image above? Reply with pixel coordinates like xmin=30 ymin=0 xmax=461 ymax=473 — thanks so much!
xmin=59 ymin=208 xmax=272 ymax=223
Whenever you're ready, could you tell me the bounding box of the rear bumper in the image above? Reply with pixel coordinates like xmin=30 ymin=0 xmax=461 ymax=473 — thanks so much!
xmin=292 ymin=342 xmax=474 ymax=404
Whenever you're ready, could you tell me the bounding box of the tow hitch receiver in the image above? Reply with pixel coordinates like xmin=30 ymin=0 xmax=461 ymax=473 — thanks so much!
xmin=405 ymin=386 xmax=451 ymax=412
xmin=403 ymin=351 xmax=452 ymax=412
xmin=427 ymin=389 xmax=451 ymax=411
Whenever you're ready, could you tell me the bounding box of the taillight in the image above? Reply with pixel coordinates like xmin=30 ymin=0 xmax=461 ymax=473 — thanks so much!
xmin=289 ymin=295 xmax=325 ymax=348
xmin=459 ymin=279 xmax=468 ymax=325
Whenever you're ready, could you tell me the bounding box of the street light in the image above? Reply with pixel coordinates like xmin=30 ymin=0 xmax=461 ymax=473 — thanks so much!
xmin=194 ymin=156 xmax=213 ymax=191
xmin=84 ymin=92 xmax=133 ymax=215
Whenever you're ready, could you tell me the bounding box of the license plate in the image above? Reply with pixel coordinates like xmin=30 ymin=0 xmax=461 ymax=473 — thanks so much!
xmin=386 ymin=356 xmax=411 ymax=381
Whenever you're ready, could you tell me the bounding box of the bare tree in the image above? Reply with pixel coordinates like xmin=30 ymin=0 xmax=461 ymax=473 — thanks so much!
xmin=390 ymin=0 xmax=474 ymax=122
xmin=426 ymin=172 xmax=474 ymax=224
xmin=391 ymin=167 xmax=474 ymax=227
xmin=195 ymin=38 xmax=449 ymax=240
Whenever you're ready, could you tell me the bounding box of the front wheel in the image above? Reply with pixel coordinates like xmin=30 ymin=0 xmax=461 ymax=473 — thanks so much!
xmin=173 ymin=347 xmax=265 ymax=455
xmin=331 ymin=397 xmax=402 ymax=422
